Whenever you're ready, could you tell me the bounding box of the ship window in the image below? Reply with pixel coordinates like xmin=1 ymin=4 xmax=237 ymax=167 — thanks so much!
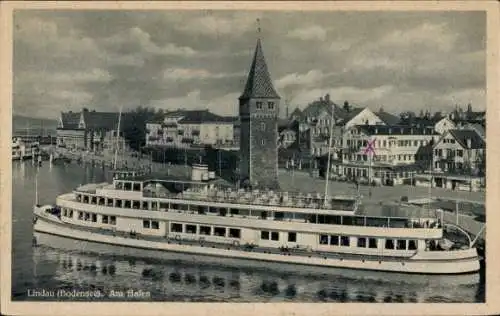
xmin=340 ymin=236 xmax=350 ymax=246
xmin=343 ymin=216 xmax=353 ymax=225
xmin=329 ymin=235 xmax=339 ymax=245
xmin=110 ymin=216 xmax=116 ymax=225
xmin=200 ymin=226 xmax=211 ymax=235
xmin=288 ymin=232 xmax=297 ymax=242
xmin=408 ymin=240 xmax=417 ymax=250
xmin=124 ymin=182 xmax=132 ymax=191
xmin=151 ymin=221 xmax=159 ymax=229
xmin=98 ymin=198 xmax=105 ymax=205
xmin=106 ymin=198 xmax=113 ymax=207
xmin=91 ymin=197 xmax=97 ymax=205
xmin=271 ymin=232 xmax=279 ymax=241
xmin=124 ymin=200 xmax=131 ymax=208
xmin=214 ymin=227 xmax=226 ymax=237
xmin=197 ymin=206 xmax=207 ymax=215
xmin=102 ymin=215 xmax=109 ymax=224
xmin=76 ymin=194 xmax=82 ymax=202
xmin=261 ymin=231 xmax=270 ymax=240
xmin=171 ymin=223 xmax=183 ymax=233
xmin=132 ymin=201 xmax=140 ymax=209
xmin=63 ymin=209 xmax=67 ymax=217
xmin=357 ymin=237 xmax=367 ymax=248
xmin=159 ymin=202 xmax=168 ymax=210
xmin=229 ymin=228 xmax=241 ymax=239
xmin=84 ymin=213 xmax=90 ymax=221
xmin=186 ymin=224 xmax=197 ymax=234
xmin=92 ymin=214 xmax=97 ymax=222
xmin=133 ymin=183 xmax=141 ymax=191
xmin=142 ymin=201 xmax=148 ymax=210
xmin=171 ymin=204 xmax=179 ymax=210
xmin=385 ymin=239 xmax=395 ymax=249
xmin=397 ymin=240 xmax=407 ymax=250
xmin=319 ymin=234 xmax=329 ymax=245
xmin=256 ymin=101 xmax=263 ymax=109
xmin=369 ymin=238 xmax=378 ymax=249
xmin=83 ymin=196 xmax=89 ymax=203
xmin=69 ymin=210 xmax=73 ymax=218
xmin=229 ymin=208 xmax=239 ymax=215
xmin=116 ymin=200 xmax=123 ymax=208
xmin=143 ymin=220 xmax=150 ymax=229
xmin=151 ymin=202 xmax=157 ymax=210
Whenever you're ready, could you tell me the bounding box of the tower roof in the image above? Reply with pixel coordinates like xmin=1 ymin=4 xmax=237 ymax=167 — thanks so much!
xmin=239 ymin=39 xmax=280 ymax=100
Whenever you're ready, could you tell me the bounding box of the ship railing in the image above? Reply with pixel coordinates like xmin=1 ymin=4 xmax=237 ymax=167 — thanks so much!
xmin=143 ymin=188 xmax=356 ymax=212
xmin=174 ymin=185 xmax=358 ymax=211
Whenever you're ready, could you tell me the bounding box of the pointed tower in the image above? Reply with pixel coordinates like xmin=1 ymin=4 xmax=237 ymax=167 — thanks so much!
xmin=238 ymin=38 xmax=280 ymax=189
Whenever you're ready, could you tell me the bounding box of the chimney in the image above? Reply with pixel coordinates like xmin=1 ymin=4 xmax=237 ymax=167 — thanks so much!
xmin=466 ymin=138 xmax=472 ymax=149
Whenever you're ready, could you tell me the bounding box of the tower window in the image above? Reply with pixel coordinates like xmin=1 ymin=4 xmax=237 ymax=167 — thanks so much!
xmin=256 ymin=102 xmax=263 ymax=109
xmin=268 ymin=102 xmax=275 ymax=109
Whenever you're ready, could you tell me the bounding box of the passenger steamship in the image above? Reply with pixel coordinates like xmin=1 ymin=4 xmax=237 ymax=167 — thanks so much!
xmin=33 ymin=37 xmax=481 ymax=275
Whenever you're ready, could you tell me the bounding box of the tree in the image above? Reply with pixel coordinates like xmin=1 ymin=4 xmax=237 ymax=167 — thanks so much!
xmin=122 ymin=106 xmax=165 ymax=152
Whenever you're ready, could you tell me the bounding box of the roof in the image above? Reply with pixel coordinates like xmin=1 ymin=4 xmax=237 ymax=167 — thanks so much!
xmin=334 ymin=105 xmax=364 ymax=124
xmin=60 ymin=112 xmax=82 ymax=129
xmin=415 ymin=143 xmax=433 ymax=157
xmin=355 ymin=125 xmax=439 ymax=136
xmin=375 ymin=110 xmax=400 ymax=125
xmin=301 ymin=99 xmax=334 ymax=118
xmin=289 ymin=107 xmax=302 ymax=117
xmin=447 ymin=129 xmax=485 ymax=149
xmin=82 ymin=110 xmax=121 ymax=130
xmin=176 ymin=110 xmax=236 ymax=124
xmin=239 ymin=39 xmax=280 ymax=100
xmin=461 ymin=123 xmax=485 ymax=138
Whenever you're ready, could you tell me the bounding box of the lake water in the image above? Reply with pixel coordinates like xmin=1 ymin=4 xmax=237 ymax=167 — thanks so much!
xmin=11 ymin=161 xmax=484 ymax=302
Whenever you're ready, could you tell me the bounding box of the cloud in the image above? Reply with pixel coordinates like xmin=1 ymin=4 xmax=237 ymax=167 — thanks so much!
xmin=163 ymin=68 xmax=244 ymax=81
xmin=287 ymin=25 xmax=327 ymax=41
xmin=176 ymin=13 xmax=260 ymax=36
xmin=12 ymin=11 xmax=486 ymax=119
xmin=105 ymin=27 xmax=197 ymax=56
xmin=275 ymin=70 xmax=331 ymax=90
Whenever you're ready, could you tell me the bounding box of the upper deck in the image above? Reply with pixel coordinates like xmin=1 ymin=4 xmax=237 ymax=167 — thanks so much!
xmin=75 ymin=174 xmax=359 ymax=213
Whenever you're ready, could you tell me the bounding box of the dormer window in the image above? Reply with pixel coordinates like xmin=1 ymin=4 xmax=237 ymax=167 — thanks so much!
xmin=268 ymin=102 xmax=275 ymax=109
xmin=256 ymin=102 xmax=263 ymax=109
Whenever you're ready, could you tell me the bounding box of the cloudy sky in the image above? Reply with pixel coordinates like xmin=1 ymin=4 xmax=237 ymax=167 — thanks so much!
xmin=13 ymin=10 xmax=485 ymax=119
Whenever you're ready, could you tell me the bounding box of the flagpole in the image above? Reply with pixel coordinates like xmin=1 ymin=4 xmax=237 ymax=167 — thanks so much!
xmin=323 ymin=105 xmax=335 ymax=206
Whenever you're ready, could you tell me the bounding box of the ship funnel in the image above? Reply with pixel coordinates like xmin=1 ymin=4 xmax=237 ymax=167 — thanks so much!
xmin=192 ymin=164 xmax=209 ymax=182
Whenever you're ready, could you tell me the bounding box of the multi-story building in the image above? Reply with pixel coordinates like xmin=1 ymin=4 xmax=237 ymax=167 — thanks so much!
xmin=296 ymin=95 xmax=400 ymax=159
xmin=56 ymin=109 xmax=127 ymax=152
xmin=332 ymin=125 xmax=438 ymax=184
xmin=145 ymin=110 xmax=237 ymax=149
xmin=432 ymin=129 xmax=485 ymax=174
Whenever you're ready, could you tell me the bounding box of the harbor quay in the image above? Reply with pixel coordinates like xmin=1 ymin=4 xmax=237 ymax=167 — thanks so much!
xmin=48 ymin=146 xmax=485 ymax=206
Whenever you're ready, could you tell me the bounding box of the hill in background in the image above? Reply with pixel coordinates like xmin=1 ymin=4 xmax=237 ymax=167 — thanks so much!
xmin=12 ymin=115 xmax=58 ymax=136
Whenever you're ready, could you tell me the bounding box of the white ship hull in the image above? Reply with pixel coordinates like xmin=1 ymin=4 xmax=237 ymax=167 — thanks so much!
xmin=33 ymin=213 xmax=481 ymax=275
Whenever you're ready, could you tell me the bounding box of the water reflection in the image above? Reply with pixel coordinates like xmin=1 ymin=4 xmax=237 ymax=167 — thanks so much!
xmin=32 ymin=246 xmax=480 ymax=302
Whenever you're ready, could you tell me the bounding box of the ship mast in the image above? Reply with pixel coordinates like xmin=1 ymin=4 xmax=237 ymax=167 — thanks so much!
xmin=113 ymin=106 xmax=123 ymax=170
xmin=323 ymin=104 xmax=335 ymax=206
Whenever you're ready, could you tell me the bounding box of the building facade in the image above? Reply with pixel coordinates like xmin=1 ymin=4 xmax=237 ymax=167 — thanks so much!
xmin=56 ymin=109 xmax=127 ymax=152
xmin=332 ymin=125 xmax=438 ymax=184
xmin=145 ymin=110 xmax=237 ymax=148
xmin=238 ymin=38 xmax=280 ymax=189
xmin=432 ymin=129 xmax=485 ymax=174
